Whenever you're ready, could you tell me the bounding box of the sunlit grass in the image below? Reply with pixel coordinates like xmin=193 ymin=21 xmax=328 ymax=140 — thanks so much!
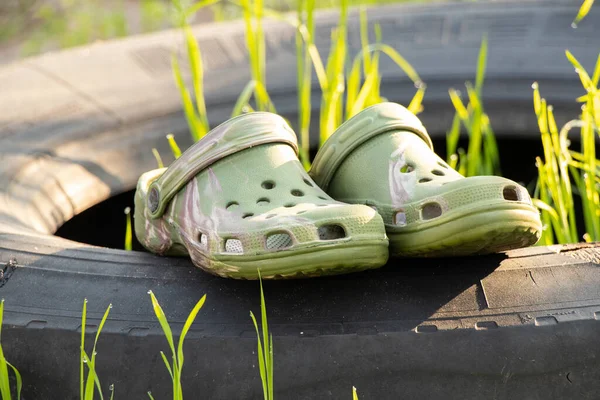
xmin=445 ymin=36 xmax=500 ymax=177
xmin=167 ymin=0 xmax=422 ymax=170
xmin=573 ymin=0 xmax=596 ymax=27
xmin=251 ymin=273 xmax=274 ymax=399
xmin=80 ymin=299 xmax=114 ymax=400
xmin=533 ymin=51 xmax=600 ymax=245
xmin=147 ymin=291 xmax=207 ymax=400
xmin=124 ymin=207 xmax=132 ymax=251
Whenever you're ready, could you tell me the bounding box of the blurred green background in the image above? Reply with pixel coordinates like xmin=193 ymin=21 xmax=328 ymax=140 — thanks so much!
xmin=0 ymin=0 xmax=435 ymax=64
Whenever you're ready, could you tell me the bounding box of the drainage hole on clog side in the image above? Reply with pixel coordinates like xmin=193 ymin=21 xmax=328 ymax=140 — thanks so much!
xmin=291 ymin=189 xmax=304 ymax=197
xmin=297 ymin=210 xmax=307 ymax=215
xmin=437 ymin=161 xmax=449 ymax=169
xmin=400 ymin=163 xmax=414 ymax=173
xmin=419 ymin=178 xmax=432 ymax=183
xmin=303 ymin=178 xmax=314 ymax=187
xmin=318 ymin=224 xmax=346 ymax=240
xmin=318 ymin=196 xmax=327 ymax=200
xmin=421 ymin=203 xmax=442 ymax=220
xmin=197 ymin=232 xmax=208 ymax=247
xmin=503 ymin=186 xmax=520 ymax=201
xmin=224 ymin=239 xmax=244 ymax=253
xmin=261 ymin=180 xmax=276 ymax=189
xmin=284 ymin=203 xmax=296 ymax=208
xmin=266 ymin=232 xmax=293 ymax=250
xmin=226 ymin=201 xmax=239 ymax=210
xmin=431 ymin=169 xmax=445 ymax=176
xmin=394 ymin=210 xmax=407 ymax=226
xmin=265 ymin=214 xmax=277 ymax=219
xmin=257 ymin=198 xmax=270 ymax=206
xmin=242 ymin=213 xmax=254 ymax=219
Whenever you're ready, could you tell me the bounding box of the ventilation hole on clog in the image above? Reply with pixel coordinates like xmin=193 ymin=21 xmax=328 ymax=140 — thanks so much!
xmin=261 ymin=180 xmax=275 ymax=189
xmin=266 ymin=232 xmax=293 ymax=250
xmin=291 ymin=189 xmax=304 ymax=197
xmin=303 ymin=178 xmax=314 ymax=187
xmin=297 ymin=210 xmax=307 ymax=215
xmin=256 ymin=198 xmax=270 ymax=206
xmin=285 ymin=203 xmax=297 ymax=208
xmin=394 ymin=210 xmax=407 ymax=226
xmin=421 ymin=203 xmax=442 ymax=220
xmin=431 ymin=169 xmax=445 ymax=176
xmin=419 ymin=178 xmax=432 ymax=183
xmin=400 ymin=163 xmax=414 ymax=173
xmin=318 ymin=224 xmax=346 ymax=240
xmin=318 ymin=196 xmax=327 ymax=200
xmin=437 ymin=161 xmax=449 ymax=169
xmin=226 ymin=201 xmax=239 ymax=210
xmin=224 ymin=239 xmax=244 ymax=253
xmin=265 ymin=214 xmax=276 ymax=219
xmin=242 ymin=213 xmax=254 ymax=219
xmin=503 ymin=186 xmax=520 ymax=201
xmin=198 ymin=232 xmax=208 ymax=247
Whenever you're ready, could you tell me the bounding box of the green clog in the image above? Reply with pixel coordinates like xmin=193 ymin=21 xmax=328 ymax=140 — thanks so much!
xmin=135 ymin=112 xmax=388 ymax=279
xmin=310 ymin=102 xmax=542 ymax=257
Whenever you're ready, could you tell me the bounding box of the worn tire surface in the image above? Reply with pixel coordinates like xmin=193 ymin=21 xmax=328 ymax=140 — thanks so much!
xmin=1 ymin=1 xmax=600 ymax=399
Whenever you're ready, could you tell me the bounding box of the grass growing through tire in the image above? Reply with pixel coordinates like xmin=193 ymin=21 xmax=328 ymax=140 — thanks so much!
xmin=533 ymin=51 xmax=600 ymax=245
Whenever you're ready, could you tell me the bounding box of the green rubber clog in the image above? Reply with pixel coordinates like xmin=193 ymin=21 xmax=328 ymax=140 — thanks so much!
xmin=309 ymin=103 xmax=542 ymax=257
xmin=135 ymin=112 xmax=388 ymax=279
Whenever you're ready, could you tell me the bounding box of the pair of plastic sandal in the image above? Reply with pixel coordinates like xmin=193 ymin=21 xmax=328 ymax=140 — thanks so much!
xmin=135 ymin=103 xmax=542 ymax=279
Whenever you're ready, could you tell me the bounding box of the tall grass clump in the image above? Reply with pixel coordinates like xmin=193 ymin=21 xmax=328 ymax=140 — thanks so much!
xmin=446 ymin=36 xmax=500 ymax=177
xmin=166 ymin=0 xmax=423 ymax=169
xmin=80 ymin=299 xmax=114 ymax=400
xmin=0 ymin=300 xmax=22 ymax=400
xmin=533 ymin=51 xmax=600 ymax=245
xmin=147 ymin=291 xmax=207 ymax=400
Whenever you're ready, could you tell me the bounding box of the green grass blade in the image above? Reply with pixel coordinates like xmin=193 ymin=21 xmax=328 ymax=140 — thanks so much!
xmin=152 ymin=148 xmax=164 ymax=169
xmin=591 ymin=54 xmax=600 ymax=86
xmin=353 ymin=386 xmax=359 ymax=400
xmin=176 ymin=295 xmax=207 ymax=373
xmin=184 ymin=26 xmax=210 ymax=138
xmin=80 ymin=299 xmax=87 ymax=400
xmin=166 ymin=134 xmax=182 ymax=159
xmin=407 ymin=84 xmax=426 ymax=115
xmin=172 ymin=55 xmax=201 ymax=142
xmin=232 ymin=80 xmax=258 ymax=117
xmin=147 ymin=392 xmax=155 ymax=400
xmin=159 ymin=351 xmax=174 ymax=379
xmin=566 ymin=50 xmax=594 ymax=90
xmin=6 ymin=361 xmax=21 ymax=400
xmin=148 ymin=291 xmax=176 ymax=357
xmin=124 ymin=208 xmax=132 ymax=251
xmin=573 ymin=0 xmax=595 ymax=26
xmin=250 ymin=311 xmax=268 ymax=400
xmin=82 ymin=351 xmax=95 ymax=400
xmin=0 ymin=300 xmax=12 ymax=400
xmin=475 ymin=35 xmax=487 ymax=97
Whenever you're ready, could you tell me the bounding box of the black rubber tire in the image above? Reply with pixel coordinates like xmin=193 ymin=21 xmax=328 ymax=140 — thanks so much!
xmin=1 ymin=1 xmax=600 ymax=399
